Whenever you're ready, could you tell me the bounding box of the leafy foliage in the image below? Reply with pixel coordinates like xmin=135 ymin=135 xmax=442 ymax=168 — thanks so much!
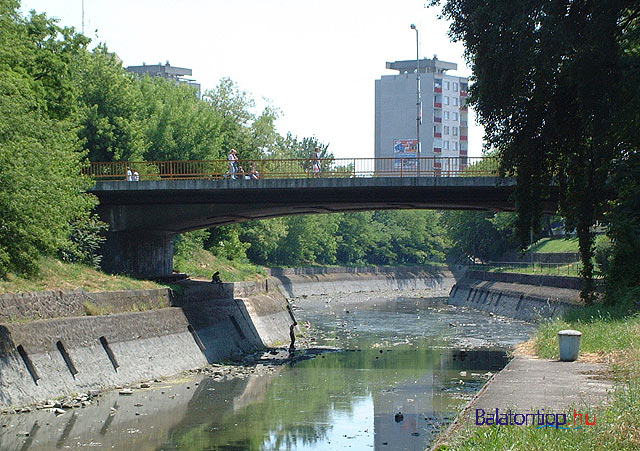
xmin=75 ymin=45 xmax=147 ymax=162
xmin=58 ymin=215 xmax=108 ymax=268
xmin=0 ymin=0 xmax=95 ymax=277
xmin=441 ymin=211 xmax=519 ymax=263
xmin=435 ymin=0 xmax=640 ymax=302
xmin=140 ymin=76 xmax=225 ymax=161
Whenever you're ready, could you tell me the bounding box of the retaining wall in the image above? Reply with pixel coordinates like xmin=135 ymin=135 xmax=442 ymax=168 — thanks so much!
xmin=0 ymin=288 xmax=171 ymax=323
xmin=0 ymin=266 xmax=584 ymax=408
xmin=0 ymin=280 xmax=274 ymax=323
xmin=271 ymin=265 xmax=461 ymax=298
xmin=0 ymin=281 xmax=292 ymax=409
xmin=447 ymin=279 xmax=580 ymax=322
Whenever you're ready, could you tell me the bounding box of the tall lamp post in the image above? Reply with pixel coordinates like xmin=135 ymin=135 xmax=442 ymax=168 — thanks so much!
xmin=410 ymin=24 xmax=421 ymax=175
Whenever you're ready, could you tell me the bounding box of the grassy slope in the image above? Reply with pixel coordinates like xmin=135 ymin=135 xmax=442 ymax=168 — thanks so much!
xmin=528 ymin=237 xmax=580 ymax=253
xmin=441 ymin=289 xmax=640 ymax=450
xmin=174 ymin=248 xmax=266 ymax=282
xmin=0 ymin=257 xmax=163 ymax=294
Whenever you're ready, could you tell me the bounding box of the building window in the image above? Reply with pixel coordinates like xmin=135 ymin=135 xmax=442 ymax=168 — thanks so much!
xmin=444 ymin=96 xmax=450 ymax=105
xmin=444 ymin=111 xmax=450 ymax=120
xmin=453 ymin=112 xmax=458 ymax=121
xmin=444 ymin=81 xmax=450 ymax=90
xmin=453 ymin=97 xmax=458 ymax=106
xmin=444 ymin=140 xmax=450 ymax=150
xmin=453 ymin=126 xmax=458 ymax=136
xmin=453 ymin=141 xmax=458 ymax=151
xmin=453 ymin=82 xmax=458 ymax=91
xmin=444 ymin=126 xmax=450 ymax=135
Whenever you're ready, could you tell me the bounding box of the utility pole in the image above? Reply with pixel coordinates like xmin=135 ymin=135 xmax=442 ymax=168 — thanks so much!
xmin=410 ymin=24 xmax=421 ymax=175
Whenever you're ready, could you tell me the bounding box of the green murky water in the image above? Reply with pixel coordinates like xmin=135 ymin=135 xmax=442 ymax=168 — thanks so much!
xmin=1 ymin=294 xmax=536 ymax=450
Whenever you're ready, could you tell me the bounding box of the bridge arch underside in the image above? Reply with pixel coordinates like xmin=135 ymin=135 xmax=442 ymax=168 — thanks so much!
xmin=93 ymin=177 xmax=558 ymax=278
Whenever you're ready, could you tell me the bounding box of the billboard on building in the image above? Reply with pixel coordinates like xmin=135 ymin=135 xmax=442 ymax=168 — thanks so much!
xmin=394 ymin=139 xmax=418 ymax=170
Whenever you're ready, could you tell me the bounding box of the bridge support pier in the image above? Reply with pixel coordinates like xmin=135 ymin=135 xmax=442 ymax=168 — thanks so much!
xmin=101 ymin=231 xmax=175 ymax=279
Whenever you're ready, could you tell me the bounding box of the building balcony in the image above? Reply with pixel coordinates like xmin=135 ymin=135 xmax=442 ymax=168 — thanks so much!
xmin=433 ymin=147 xmax=442 ymax=153
xmin=460 ymin=149 xmax=468 ymax=156
xmin=434 ymin=102 xmax=442 ymax=108
xmin=434 ymin=117 xmax=442 ymax=123
xmin=460 ymin=105 xmax=468 ymax=111
xmin=461 ymin=120 xmax=468 ymax=127
xmin=460 ymin=90 xmax=468 ymax=97
xmin=434 ymin=132 xmax=442 ymax=138
xmin=460 ymin=135 xmax=468 ymax=141
xmin=434 ymin=87 xmax=442 ymax=93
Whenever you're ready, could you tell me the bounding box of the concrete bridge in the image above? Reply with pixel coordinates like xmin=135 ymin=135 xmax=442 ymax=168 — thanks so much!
xmin=91 ymin=175 xmax=558 ymax=278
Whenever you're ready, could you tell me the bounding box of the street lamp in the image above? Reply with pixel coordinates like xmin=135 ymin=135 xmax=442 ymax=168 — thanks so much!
xmin=410 ymin=24 xmax=421 ymax=175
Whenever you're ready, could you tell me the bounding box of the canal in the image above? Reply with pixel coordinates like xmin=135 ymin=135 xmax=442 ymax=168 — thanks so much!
xmin=0 ymin=292 xmax=536 ymax=450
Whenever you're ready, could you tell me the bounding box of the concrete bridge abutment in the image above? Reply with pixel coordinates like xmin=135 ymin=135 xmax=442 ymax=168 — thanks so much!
xmin=101 ymin=231 xmax=175 ymax=278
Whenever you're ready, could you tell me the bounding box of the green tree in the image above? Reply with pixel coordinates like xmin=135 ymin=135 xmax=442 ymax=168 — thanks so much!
xmin=140 ymin=76 xmax=225 ymax=161
xmin=75 ymin=45 xmax=147 ymax=162
xmin=271 ymin=215 xmax=339 ymax=266
xmin=239 ymin=218 xmax=289 ymax=265
xmin=0 ymin=0 xmax=95 ymax=276
xmin=202 ymin=78 xmax=255 ymax=157
xmin=435 ymin=0 xmax=640 ymax=301
xmin=335 ymin=212 xmax=378 ymax=264
xmin=206 ymin=224 xmax=250 ymax=261
xmin=441 ymin=211 xmax=518 ymax=263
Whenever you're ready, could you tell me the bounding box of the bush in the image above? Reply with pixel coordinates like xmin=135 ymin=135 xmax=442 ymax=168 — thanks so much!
xmin=594 ymin=235 xmax=612 ymax=275
xmin=58 ymin=215 xmax=108 ymax=268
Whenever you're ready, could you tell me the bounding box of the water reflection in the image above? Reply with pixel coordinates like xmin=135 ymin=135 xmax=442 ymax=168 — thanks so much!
xmin=1 ymin=296 xmax=533 ymax=450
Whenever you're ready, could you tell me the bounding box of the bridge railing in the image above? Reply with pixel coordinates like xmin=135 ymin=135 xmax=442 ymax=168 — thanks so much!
xmin=83 ymin=157 xmax=499 ymax=181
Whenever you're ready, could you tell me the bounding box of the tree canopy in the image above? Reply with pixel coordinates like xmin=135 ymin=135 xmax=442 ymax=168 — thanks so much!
xmin=435 ymin=0 xmax=640 ymax=301
xmin=0 ymin=0 xmax=95 ymax=276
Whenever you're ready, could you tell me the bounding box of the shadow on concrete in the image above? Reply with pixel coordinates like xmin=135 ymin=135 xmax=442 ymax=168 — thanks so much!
xmin=174 ymin=280 xmax=272 ymax=364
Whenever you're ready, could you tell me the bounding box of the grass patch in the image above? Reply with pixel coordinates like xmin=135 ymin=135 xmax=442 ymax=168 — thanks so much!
xmin=0 ymin=256 xmax=164 ymax=294
xmin=534 ymin=301 xmax=640 ymax=359
xmin=528 ymin=237 xmax=579 ymax=253
xmin=83 ymin=301 xmax=112 ymax=316
xmin=440 ymin=288 xmax=640 ymax=450
xmin=174 ymin=248 xmax=266 ymax=282
xmin=83 ymin=297 xmax=170 ymax=317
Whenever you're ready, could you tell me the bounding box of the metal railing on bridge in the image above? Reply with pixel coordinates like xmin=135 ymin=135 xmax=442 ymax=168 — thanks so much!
xmin=83 ymin=156 xmax=499 ymax=181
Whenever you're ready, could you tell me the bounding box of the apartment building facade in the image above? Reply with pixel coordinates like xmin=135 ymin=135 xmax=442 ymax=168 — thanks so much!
xmin=374 ymin=57 xmax=469 ymax=173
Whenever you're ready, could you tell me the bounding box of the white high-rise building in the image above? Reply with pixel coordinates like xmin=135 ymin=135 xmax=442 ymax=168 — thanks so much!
xmin=375 ymin=57 xmax=469 ymax=174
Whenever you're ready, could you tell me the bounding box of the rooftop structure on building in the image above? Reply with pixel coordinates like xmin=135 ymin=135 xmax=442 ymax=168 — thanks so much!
xmin=375 ymin=56 xmax=469 ymax=174
xmin=386 ymin=57 xmax=457 ymax=74
xmin=126 ymin=61 xmax=201 ymax=97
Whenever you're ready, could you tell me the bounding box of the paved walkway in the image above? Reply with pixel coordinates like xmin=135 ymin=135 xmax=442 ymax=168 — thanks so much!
xmin=432 ymin=356 xmax=613 ymax=449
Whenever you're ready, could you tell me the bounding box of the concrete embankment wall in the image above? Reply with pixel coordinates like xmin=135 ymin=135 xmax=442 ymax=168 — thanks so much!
xmin=447 ymin=274 xmax=582 ymax=322
xmin=0 ymin=288 xmax=171 ymax=323
xmin=270 ymin=265 xmax=581 ymax=321
xmin=0 ymin=281 xmax=292 ymax=409
xmin=270 ymin=265 xmax=460 ymax=298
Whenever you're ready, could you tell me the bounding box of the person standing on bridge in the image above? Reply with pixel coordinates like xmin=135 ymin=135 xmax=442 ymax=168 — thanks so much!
xmin=312 ymin=147 xmax=321 ymax=178
xmin=126 ymin=166 xmax=133 ymax=181
xmin=228 ymin=149 xmax=238 ymax=180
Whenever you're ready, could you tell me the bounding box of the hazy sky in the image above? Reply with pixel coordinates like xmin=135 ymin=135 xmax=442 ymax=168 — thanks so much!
xmin=20 ymin=0 xmax=483 ymax=159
